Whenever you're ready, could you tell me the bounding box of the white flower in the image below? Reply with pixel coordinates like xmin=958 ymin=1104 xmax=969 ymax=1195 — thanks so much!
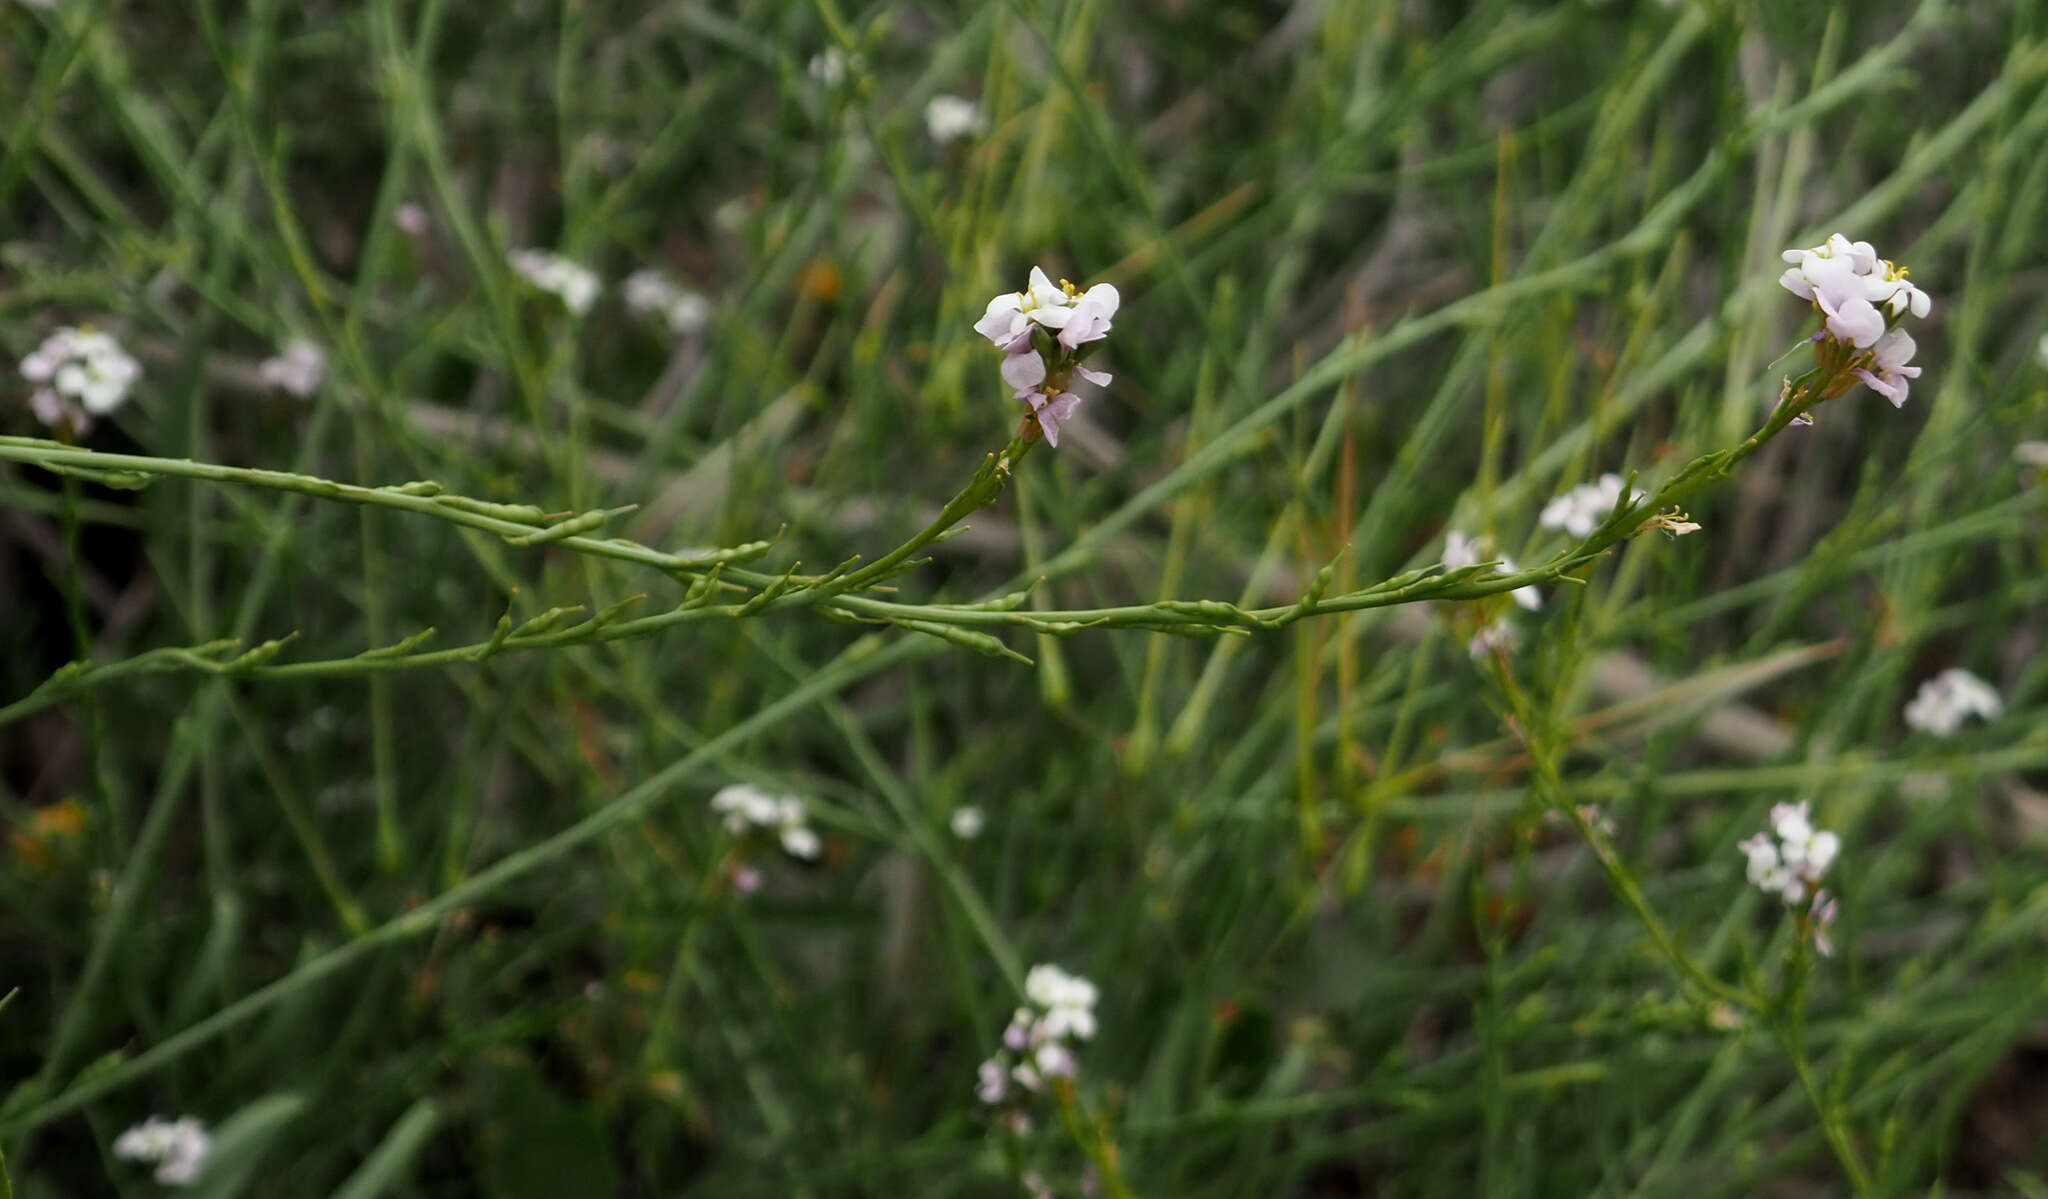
xmin=1780 ymin=233 xmax=1879 ymax=277
xmin=808 ymin=49 xmax=847 ymax=87
xmin=710 ymin=784 xmax=820 ymax=859
xmin=1024 ymin=963 xmax=1098 ymax=1041
xmin=1467 ymin=617 xmax=1516 ymax=659
xmin=1903 ymin=668 xmax=2002 ymax=737
xmin=21 ymin=326 xmax=139 ymax=419
xmin=1539 ymin=473 xmax=1643 ymax=540
xmin=974 ymin=266 xmax=1075 ymax=352
xmin=924 ymin=95 xmax=984 ymax=145
xmin=1495 ymin=556 xmax=1542 ymax=612
xmin=1738 ymin=801 xmax=1839 ymax=904
xmin=1056 ymin=281 xmax=1119 ymax=352
xmin=1772 ymin=801 xmax=1839 ymax=878
xmin=949 ymin=806 xmax=985 ymax=839
xmin=1033 ymin=1042 xmax=1078 ymax=1080
xmin=508 ymin=248 xmax=600 ymax=316
xmin=113 ymin=1116 xmax=212 ymax=1187
xmin=1024 ymin=963 xmax=1096 ymax=1013
xmin=981 ymin=968 xmax=1098 ymax=1109
xmin=392 ymin=202 xmax=430 ymax=237
xmin=975 ymin=267 xmax=1118 ymax=451
xmin=258 ymin=338 xmax=326 ymax=398
xmin=2017 ymin=441 xmax=2048 ymax=468
xmin=1441 ymin=531 xmax=1541 ymax=611
xmin=1778 ymin=239 xmax=1886 ymax=348
xmin=1777 ymin=234 xmax=1932 ymax=352
xmin=623 ymin=270 xmax=711 ymax=336
xmin=1442 ymin=530 xmax=1480 ymax=570
xmin=710 ymin=783 xmax=773 ymax=833
xmin=779 ymin=823 xmax=821 ymax=861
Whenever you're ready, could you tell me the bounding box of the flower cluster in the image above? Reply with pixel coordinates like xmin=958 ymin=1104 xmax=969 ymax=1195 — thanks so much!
xmin=508 ymin=248 xmax=601 ymax=316
xmin=973 ymin=267 xmax=1118 ymax=448
xmin=624 ymin=270 xmax=712 ymax=337
xmin=19 ymin=326 xmax=140 ymax=432
xmin=1738 ymin=801 xmax=1839 ymax=904
xmin=1539 ymin=473 xmax=1644 ymax=540
xmin=925 ymin=95 xmax=984 ymax=145
xmin=113 ymin=1115 xmax=212 ymax=1186
xmin=258 ymin=338 xmax=326 ymax=398
xmin=1441 ymin=530 xmax=1541 ymax=659
xmin=1778 ymin=233 xmax=1931 ymax=407
xmin=710 ymin=782 xmax=822 ymax=868
xmin=1902 ymin=667 xmax=2002 ymax=737
xmin=976 ymin=963 xmax=1098 ymax=1107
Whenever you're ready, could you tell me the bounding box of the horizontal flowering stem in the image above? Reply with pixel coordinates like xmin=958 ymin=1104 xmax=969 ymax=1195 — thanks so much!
xmin=0 ymin=388 xmax=1825 ymax=716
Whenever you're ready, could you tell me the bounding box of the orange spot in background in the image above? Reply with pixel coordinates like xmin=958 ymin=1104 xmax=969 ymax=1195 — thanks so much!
xmin=10 ymin=799 xmax=87 ymax=871
xmin=797 ymin=260 xmax=842 ymax=304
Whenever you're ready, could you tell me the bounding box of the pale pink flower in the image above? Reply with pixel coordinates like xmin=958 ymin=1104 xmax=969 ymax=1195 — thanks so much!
xmin=1057 ymin=283 xmax=1119 ymax=350
xmin=1853 ymin=328 xmax=1921 ymax=407
xmin=1809 ymin=891 xmax=1839 ymax=958
xmin=976 ymin=1058 xmax=1008 ymax=1104
xmin=1026 ymin=391 xmax=1082 ymax=447
xmin=973 ymin=266 xmax=1074 ymax=351
xmin=1001 ymin=349 xmax=1046 ymax=395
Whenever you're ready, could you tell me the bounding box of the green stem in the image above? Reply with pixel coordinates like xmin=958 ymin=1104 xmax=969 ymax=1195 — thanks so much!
xmin=1774 ymin=1019 xmax=1876 ymax=1196
xmin=1054 ymin=1084 xmax=1139 ymax=1199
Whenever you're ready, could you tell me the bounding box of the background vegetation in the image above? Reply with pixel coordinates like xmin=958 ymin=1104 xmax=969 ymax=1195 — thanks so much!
xmin=2 ymin=0 xmax=2046 ymax=1194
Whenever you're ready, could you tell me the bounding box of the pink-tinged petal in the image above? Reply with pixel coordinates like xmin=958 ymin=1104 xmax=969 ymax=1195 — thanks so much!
xmin=1853 ymin=368 xmax=1907 ymax=407
xmin=1073 ymin=363 xmax=1112 ymax=388
xmin=972 ymin=298 xmax=1024 ymax=347
xmin=1778 ymin=269 xmax=1814 ymax=301
xmin=1057 ymin=313 xmax=1107 ymax=349
xmin=1871 ymin=328 xmax=1916 ymax=371
xmin=28 ymin=388 xmax=72 ymax=429
xmin=1822 ymin=296 xmax=1884 ymax=348
xmin=1001 ymin=349 xmax=1047 ymax=394
xmin=1077 ymin=282 xmax=1119 ymax=319
xmin=1031 ymin=392 xmax=1082 ymax=447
